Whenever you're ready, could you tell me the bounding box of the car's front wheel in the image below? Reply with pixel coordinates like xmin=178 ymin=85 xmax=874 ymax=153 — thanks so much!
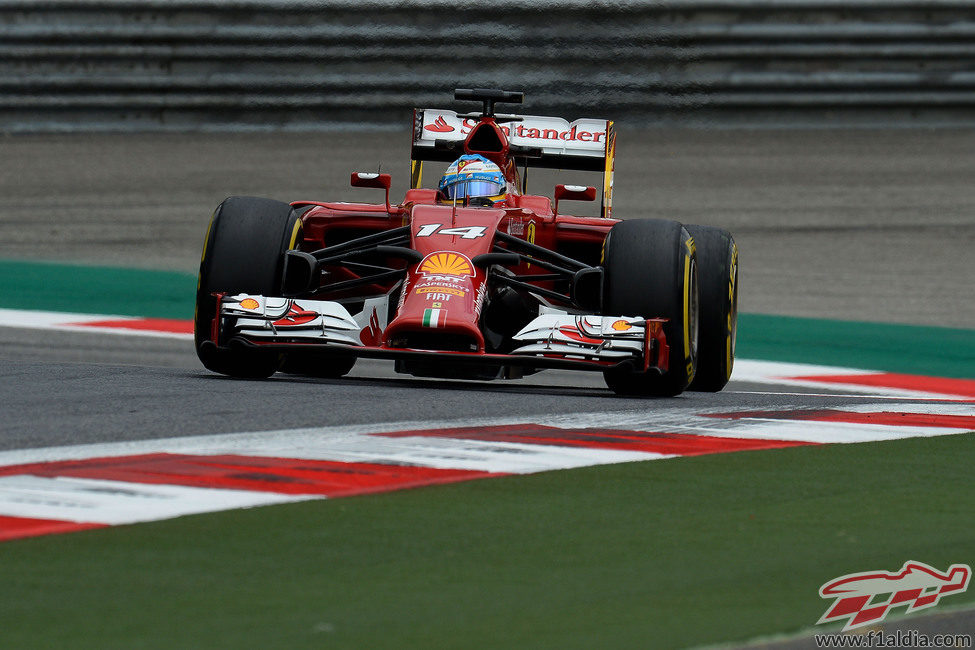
xmin=195 ymin=196 xmax=301 ymax=378
xmin=602 ymin=218 xmax=699 ymax=397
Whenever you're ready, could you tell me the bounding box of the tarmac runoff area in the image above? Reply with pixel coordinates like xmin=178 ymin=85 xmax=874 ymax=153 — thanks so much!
xmin=0 ymin=127 xmax=972 ymax=329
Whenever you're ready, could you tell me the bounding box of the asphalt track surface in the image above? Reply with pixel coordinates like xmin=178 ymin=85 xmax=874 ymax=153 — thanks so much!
xmin=1 ymin=352 xmax=896 ymax=452
xmin=0 ymin=128 xmax=973 ymax=450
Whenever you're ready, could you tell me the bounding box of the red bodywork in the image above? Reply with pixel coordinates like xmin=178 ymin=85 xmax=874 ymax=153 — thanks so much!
xmin=290 ymin=192 xmax=618 ymax=355
xmin=282 ymin=111 xmax=625 ymax=364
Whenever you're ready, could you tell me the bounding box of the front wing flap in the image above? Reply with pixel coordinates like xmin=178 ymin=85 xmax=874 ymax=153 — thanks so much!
xmin=213 ymin=294 xmax=667 ymax=373
xmin=511 ymin=314 xmax=668 ymax=373
xmin=220 ymin=294 xmax=362 ymax=346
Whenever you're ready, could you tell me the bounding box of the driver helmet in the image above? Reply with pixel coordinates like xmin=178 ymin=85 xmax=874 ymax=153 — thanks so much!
xmin=438 ymin=154 xmax=507 ymax=205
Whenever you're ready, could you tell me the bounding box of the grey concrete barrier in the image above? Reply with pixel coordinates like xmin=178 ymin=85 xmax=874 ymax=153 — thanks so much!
xmin=3 ymin=0 xmax=974 ymax=130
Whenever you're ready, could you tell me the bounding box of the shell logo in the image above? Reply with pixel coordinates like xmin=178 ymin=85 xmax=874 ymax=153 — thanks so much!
xmin=419 ymin=252 xmax=474 ymax=276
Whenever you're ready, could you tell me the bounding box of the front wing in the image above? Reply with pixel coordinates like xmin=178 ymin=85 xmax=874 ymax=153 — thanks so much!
xmin=210 ymin=294 xmax=669 ymax=374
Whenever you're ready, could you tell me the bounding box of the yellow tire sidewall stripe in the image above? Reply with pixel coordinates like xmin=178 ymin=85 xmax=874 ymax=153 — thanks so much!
xmin=288 ymin=216 xmax=302 ymax=249
xmin=683 ymin=235 xmax=696 ymax=382
xmin=725 ymin=242 xmax=739 ymax=379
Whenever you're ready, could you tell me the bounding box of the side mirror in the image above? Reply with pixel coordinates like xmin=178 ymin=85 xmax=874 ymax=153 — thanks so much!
xmin=351 ymin=172 xmax=392 ymax=212
xmin=553 ymin=184 xmax=597 ymax=217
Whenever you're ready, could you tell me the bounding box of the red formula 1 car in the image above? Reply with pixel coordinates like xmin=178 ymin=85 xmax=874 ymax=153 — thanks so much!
xmin=195 ymin=89 xmax=738 ymax=396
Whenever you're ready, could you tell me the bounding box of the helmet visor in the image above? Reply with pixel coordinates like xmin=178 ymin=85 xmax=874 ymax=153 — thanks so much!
xmin=444 ymin=179 xmax=506 ymax=200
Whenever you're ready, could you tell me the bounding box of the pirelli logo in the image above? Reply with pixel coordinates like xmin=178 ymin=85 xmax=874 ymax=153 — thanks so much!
xmin=416 ymin=287 xmax=466 ymax=297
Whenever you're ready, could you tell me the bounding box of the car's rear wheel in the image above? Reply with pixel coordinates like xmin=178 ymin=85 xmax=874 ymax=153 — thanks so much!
xmin=685 ymin=225 xmax=738 ymax=392
xmin=602 ymin=218 xmax=699 ymax=396
xmin=195 ymin=196 xmax=301 ymax=378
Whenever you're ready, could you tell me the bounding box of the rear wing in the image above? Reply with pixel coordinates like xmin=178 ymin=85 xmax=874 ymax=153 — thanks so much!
xmin=411 ymin=109 xmax=616 ymax=218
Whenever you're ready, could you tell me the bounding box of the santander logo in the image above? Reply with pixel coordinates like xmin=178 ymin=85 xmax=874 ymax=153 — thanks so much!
xmin=418 ymin=110 xmax=607 ymax=152
xmin=424 ymin=115 xmax=454 ymax=133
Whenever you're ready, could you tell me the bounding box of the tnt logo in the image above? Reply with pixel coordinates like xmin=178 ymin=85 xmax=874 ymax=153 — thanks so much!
xmin=818 ymin=561 xmax=971 ymax=631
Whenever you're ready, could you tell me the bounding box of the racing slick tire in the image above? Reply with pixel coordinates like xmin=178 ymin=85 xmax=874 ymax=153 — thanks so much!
xmin=602 ymin=219 xmax=699 ymax=397
xmin=685 ymin=225 xmax=738 ymax=392
xmin=195 ymin=196 xmax=302 ymax=378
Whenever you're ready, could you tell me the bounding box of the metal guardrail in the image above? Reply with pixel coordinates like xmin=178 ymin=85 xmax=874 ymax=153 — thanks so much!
xmin=2 ymin=0 xmax=974 ymax=130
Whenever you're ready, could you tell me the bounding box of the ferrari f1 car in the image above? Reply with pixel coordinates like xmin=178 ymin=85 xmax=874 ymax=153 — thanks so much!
xmin=195 ymin=89 xmax=738 ymax=396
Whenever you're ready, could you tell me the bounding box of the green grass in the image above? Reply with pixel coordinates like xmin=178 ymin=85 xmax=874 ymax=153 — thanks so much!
xmin=3 ymin=433 xmax=973 ymax=649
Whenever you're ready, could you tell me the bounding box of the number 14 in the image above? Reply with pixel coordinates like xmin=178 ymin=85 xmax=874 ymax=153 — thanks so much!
xmin=415 ymin=224 xmax=487 ymax=239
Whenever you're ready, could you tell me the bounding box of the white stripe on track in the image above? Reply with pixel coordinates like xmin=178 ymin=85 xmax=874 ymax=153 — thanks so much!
xmin=731 ymin=360 xmax=960 ymax=399
xmin=727 ymin=391 xmax=967 ymax=401
xmin=840 ymin=402 xmax=975 ymax=415
xmin=548 ymin=409 xmax=972 ymax=443
xmin=733 ymin=359 xmax=878 ymax=379
xmin=179 ymin=436 xmax=666 ymax=474
xmin=0 ymin=428 xmax=667 ymax=475
xmin=0 ymin=308 xmax=191 ymax=339
xmin=678 ymin=420 xmax=968 ymax=444
xmin=0 ymin=475 xmax=310 ymax=525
